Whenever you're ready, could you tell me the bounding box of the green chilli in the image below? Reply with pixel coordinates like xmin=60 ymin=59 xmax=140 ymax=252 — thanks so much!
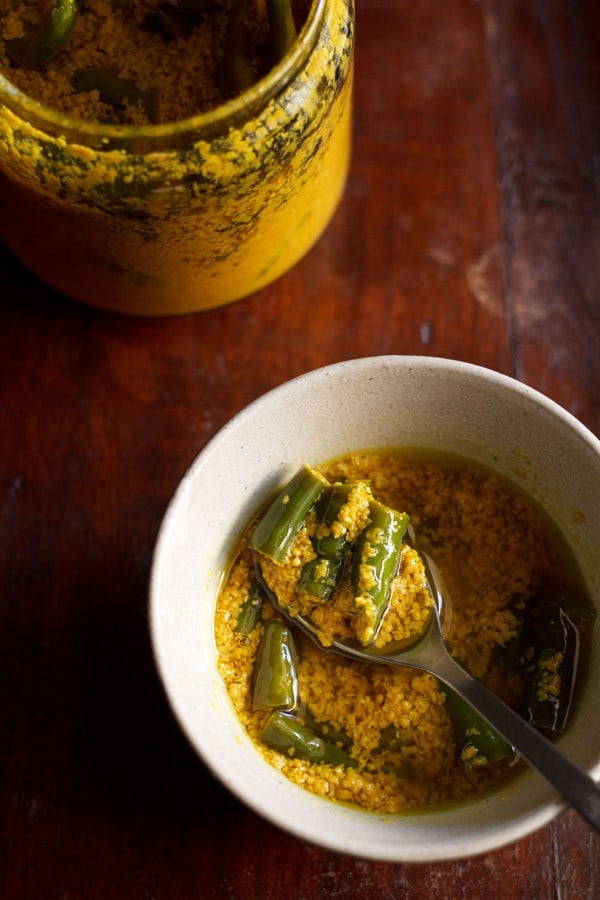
xmin=351 ymin=500 xmax=409 ymax=645
xmin=248 ymin=465 xmax=328 ymax=564
xmin=301 ymin=707 xmax=353 ymax=752
xmin=527 ymin=600 xmax=580 ymax=735
xmin=260 ymin=710 xmax=357 ymax=767
xmin=235 ymin=576 xmax=265 ymax=635
xmin=6 ymin=0 xmax=79 ymax=68
xmin=298 ymin=482 xmax=357 ymax=602
xmin=443 ymin=687 xmax=514 ymax=773
xmin=266 ymin=0 xmax=298 ymax=63
xmin=252 ymin=618 xmax=299 ymax=712
xmin=220 ymin=0 xmax=254 ymax=95
xmin=376 ymin=724 xmax=414 ymax=751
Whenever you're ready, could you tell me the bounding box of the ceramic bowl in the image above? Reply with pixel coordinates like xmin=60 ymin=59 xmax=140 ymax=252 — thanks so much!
xmin=149 ymin=356 xmax=600 ymax=862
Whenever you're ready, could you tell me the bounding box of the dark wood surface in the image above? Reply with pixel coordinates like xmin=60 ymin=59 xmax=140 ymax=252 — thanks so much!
xmin=2 ymin=1 xmax=599 ymax=897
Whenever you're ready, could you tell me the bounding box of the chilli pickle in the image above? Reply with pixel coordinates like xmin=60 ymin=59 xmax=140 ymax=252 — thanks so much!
xmin=215 ymin=451 xmax=595 ymax=812
xmin=0 ymin=1 xmax=355 ymax=314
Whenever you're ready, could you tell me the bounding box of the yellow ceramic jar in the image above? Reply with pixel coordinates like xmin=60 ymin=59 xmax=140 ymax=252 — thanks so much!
xmin=0 ymin=0 xmax=354 ymax=315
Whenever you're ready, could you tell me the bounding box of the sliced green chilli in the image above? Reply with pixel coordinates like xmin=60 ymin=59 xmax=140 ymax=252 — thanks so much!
xmin=527 ymin=600 xmax=580 ymax=735
xmin=298 ymin=482 xmax=357 ymax=602
xmin=443 ymin=686 xmax=514 ymax=773
xmin=248 ymin=465 xmax=328 ymax=564
xmin=351 ymin=501 xmax=409 ymax=645
xmin=235 ymin=577 xmax=265 ymax=635
xmin=252 ymin=619 xmax=299 ymax=712
xmin=260 ymin=710 xmax=357 ymax=767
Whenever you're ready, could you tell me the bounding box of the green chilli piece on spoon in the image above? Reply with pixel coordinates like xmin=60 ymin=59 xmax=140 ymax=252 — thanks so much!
xmin=248 ymin=464 xmax=328 ymax=564
xmin=298 ymin=481 xmax=361 ymax=603
xmin=351 ymin=500 xmax=410 ymax=646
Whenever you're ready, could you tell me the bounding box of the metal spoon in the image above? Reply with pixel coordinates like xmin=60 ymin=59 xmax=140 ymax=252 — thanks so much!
xmin=271 ymin=532 xmax=600 ymax=832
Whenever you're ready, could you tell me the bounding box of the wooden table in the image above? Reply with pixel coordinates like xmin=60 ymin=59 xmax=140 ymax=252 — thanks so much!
xmin=2 ymin=1 xmax=599 ymax=897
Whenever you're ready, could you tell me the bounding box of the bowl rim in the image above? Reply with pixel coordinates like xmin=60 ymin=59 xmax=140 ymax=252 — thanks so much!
xmin=149 ymin=355 xmax=600 ymax=861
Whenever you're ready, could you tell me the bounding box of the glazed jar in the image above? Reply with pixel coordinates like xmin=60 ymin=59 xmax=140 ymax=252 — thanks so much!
xmin=0 ymin=0 xmax=354 ymax=315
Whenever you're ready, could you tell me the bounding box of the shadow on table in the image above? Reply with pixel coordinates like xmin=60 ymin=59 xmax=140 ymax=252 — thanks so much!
xmin=61 ymin=563 xmax=237 ymax=830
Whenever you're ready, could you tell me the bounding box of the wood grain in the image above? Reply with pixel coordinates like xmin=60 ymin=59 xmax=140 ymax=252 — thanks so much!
xmin=1 ymin=1 xmax=598 ymax=897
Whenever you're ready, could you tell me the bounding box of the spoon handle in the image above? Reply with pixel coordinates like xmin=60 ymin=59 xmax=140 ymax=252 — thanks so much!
xmin=436 ymin=652 xmax=600 ymax=833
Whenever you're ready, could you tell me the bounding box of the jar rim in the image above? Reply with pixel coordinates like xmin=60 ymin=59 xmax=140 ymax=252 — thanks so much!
xmin=0 ymin=0 xmax=326 ymax=150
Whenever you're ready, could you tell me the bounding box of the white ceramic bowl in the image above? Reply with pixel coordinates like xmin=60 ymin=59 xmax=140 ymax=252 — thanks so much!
xmin=149 ymin=356 xmax=600 ymax=862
